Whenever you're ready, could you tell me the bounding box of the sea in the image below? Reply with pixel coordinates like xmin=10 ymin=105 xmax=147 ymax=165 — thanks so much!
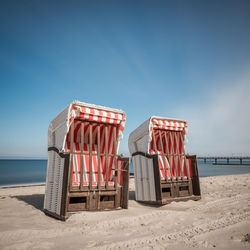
xmin=0 ymin=159 xmax=250 ymax=187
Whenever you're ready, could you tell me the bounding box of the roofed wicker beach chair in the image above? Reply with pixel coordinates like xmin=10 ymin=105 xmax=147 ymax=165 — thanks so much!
xmin=128 ymin=116 xmax=201 ymax=205
xmin=44 ymin=101 xmax=129 ymax=220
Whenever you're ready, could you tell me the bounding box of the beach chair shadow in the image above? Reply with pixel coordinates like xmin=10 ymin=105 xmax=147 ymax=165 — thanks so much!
xmin=14 ymin=194 xmax=44 ymax=211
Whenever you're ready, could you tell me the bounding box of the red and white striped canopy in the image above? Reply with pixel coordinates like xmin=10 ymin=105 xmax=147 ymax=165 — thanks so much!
xmin=69 ymin=104 xmax=125 ymax=131
xmin=62 ymin=102 xmax=126 ymax=152
xmin=151 ymin=118 xmax=187 ymax=133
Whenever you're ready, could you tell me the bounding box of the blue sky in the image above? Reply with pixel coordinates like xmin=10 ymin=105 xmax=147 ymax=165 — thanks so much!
xmin=0 ymin=0 xmax=250 ymax=158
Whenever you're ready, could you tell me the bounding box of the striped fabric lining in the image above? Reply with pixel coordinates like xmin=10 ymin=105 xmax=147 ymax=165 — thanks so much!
xmin=149 ymin=120 xmax=192 ymax=180
xmin=66 ymin=119 xmax=124 ymax=187
xmin=71 ymin=151 xmax=124 ymax=186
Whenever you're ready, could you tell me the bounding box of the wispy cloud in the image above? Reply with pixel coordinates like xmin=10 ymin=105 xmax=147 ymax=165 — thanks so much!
xmin=175 ymin=68 xmax=250 ymax=156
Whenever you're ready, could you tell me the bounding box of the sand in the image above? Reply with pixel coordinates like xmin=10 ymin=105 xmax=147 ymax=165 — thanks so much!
xmin=0 ymin=174 xmax=249 ymax=250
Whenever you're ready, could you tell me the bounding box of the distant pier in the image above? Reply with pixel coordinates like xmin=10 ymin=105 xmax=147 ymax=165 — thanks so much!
xmin=197 ymin=156 xmax=250 ymax=165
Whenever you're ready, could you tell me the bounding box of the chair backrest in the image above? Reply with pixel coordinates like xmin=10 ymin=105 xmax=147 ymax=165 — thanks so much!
xmin=66 ymin=120 xmax=125 ymax=187
xmin=149 ymin=128 xmax=192 ymax=180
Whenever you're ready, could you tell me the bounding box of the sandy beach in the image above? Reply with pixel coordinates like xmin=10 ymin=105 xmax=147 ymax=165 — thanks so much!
xmin=0 ymin=174 xmax=249 ymax=250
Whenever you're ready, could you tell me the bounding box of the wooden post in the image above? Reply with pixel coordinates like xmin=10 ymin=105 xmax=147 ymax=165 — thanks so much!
xmin=120 ymin=157 xmax=130 ymax=209
xmin=69 ymin=121 xmax=74 ymax=190
xmin=89 ymin=123 xmax=93 ymax=190
xmin=121 ymin=160 xmax=128 ymax=208
xmin=187 ymin=155 xmax=200 ymax=196
xmin=60 ymin=154 xmax=70 ymax=219
xmin=159 ymin=131 xmax=169 ymax=181
xmin=164 ymin=132 xmax=173 ymax=180
xmin=105 ymin=125 xmax=109 ymax=188
xmin=80 ymin=122 xmax=84 ymax=190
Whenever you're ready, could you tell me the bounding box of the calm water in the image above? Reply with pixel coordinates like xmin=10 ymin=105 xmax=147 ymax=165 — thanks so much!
xmin=0 ymin=159 xmax=250 ymax=187
xmin=130 ymin=159 xmax=250 ymax=177
xmin=0 ymin=160 xmax=47 ymax=187
xmin=197 ymin=160 xmax=250 ymax=177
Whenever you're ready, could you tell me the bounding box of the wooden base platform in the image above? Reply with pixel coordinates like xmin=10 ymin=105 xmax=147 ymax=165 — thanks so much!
xmin=67 ymin=188 xmax=126 ymax=212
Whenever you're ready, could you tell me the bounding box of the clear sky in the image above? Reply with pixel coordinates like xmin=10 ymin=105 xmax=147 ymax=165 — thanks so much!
xmin=0 ymin=0 xmax=250 ymax=158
